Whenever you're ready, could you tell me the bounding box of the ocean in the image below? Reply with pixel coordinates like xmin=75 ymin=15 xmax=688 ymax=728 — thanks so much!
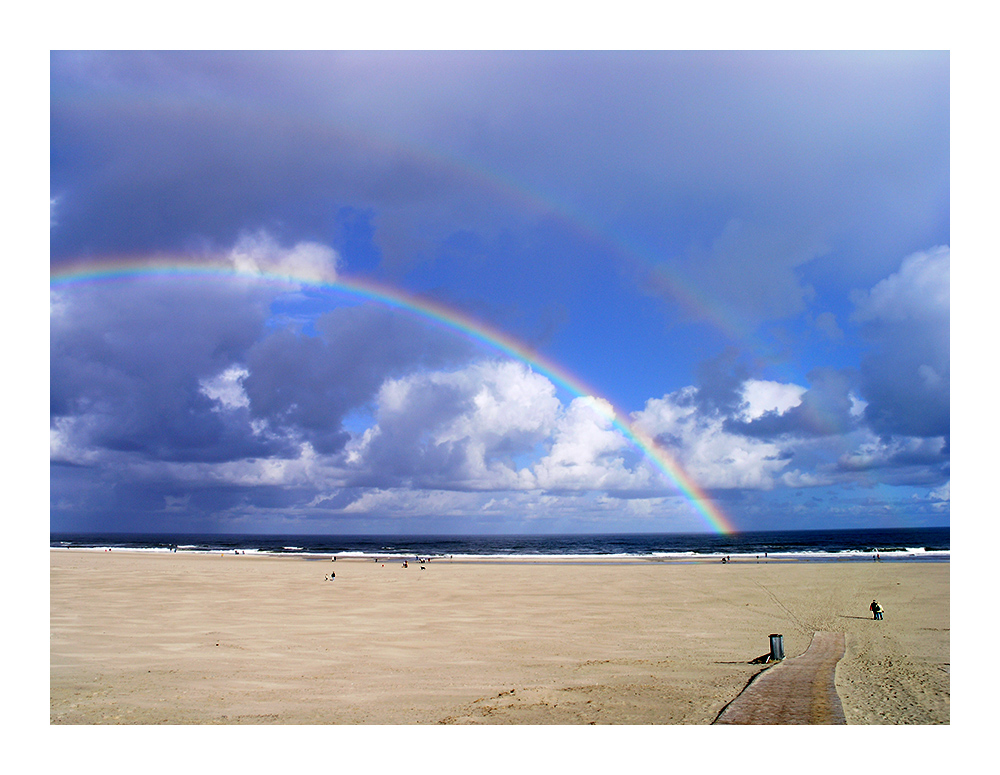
xmin=50 ymin=526 xmax=949 ymax=562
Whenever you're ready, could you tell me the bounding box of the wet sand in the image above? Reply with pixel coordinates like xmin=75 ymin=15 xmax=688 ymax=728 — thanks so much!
xmin=50 ymin=550 xmax=948 ymax=724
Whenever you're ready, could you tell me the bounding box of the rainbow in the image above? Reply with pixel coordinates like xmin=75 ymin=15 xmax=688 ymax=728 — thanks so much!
xmin=50 ymin=256 xmax=737 ymax=534
xmin=51 ymin=70 xmax=785 ymax=424
xmin=51 ymin=58 xmax=788 ymax=372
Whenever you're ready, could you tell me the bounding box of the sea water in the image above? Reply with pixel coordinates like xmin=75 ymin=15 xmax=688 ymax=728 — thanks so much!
xmin=50 ymin=527 xmax=949 ymax=562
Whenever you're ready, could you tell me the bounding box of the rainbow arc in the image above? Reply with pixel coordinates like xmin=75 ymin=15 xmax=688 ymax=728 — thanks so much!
xmin=51 ymin=257 xmax=736 ymax=534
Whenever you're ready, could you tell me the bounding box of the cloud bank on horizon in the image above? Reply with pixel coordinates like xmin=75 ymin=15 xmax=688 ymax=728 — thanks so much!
xmin=50 ymin=51 xmax=949 ymax=534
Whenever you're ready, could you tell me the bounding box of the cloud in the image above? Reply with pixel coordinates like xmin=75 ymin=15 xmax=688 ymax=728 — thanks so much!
xmin=532 ymin=397 xmax=641 ymax=492
xmin=345 ymin=360 xmax=560 ymax=490
xmin=813 ymin=311 xmax=844 ymax=341
xmin=131 ymin=442 xmax=325 ymax=489
xmin=50 ymin=275 xmax=286 ymax=464
xmin=51 ymin=52 xmax=948 ymax=294
xmin=929 ymin=481 xmax=950 ymax=502
xmin=852 ymin=246 xmax=950 ymax=324
xmin=50 ymin=418 xmax=100 ymax=467
xmin=837 ymin=435 xmax=948 ymax=474
xmin=738 ymin=379 xmax=807 ymax=421
xmin=632 ymin=387 xmax=791 ymax=490
xmin=48 ymin=52 xmax=950 ymax=533
xmin=340 ymin=360 xmax=815 ymax=497
xmin=691 ymin=348 xmax=751 ymax=416
xmin=657 ymin=219 xmax=825 ymax=328
xmin=199 ymin=366 xmax=250 ymax=410
xmin=831 ymin=432 xmax=949 ymax=489
xmin=727 ymin=369 xmax=862 ymax=439
xmin=49 ymin=233 xmax=477 ymax=465
xmin=228 ymin=230 xmax=340 ymax=284
xmin=851 ymin=246 xmax=949 ymax=439
xmin=243 ymin=302 xmax=477 ymax=454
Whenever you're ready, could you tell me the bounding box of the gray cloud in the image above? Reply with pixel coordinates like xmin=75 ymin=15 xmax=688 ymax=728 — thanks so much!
xmin=813 ymin=312 xmax=844 ymax=341
xmin=50 ymin=274 xmax=478 ymax=465
xmin=243 ymin=304 xmax=477 ymax=454
xmin=655 ymin=219 xmax=825 ymax=329
xmin=851 ymin=247 xmax=950 ymax=440
xmin=50 ymin=278 xmax=283 ymax=463
xmin=837 ymin=436 xmax=948 ymax=473
xmin=726 ymin=368 xmax=860 ymax=439
xmin=51 ymin=52 xmax=949 ymax=315
xmin=48 ymin=52 xmax=950 ymax=533
xmin=692 ymin=348 xmax=751 ymax=416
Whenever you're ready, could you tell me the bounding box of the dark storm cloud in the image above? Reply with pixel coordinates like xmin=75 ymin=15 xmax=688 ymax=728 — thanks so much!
xmin=49 ymin=51 xmax=526 ymax=264
xmin=50 ymin=96 xmax=455 ymax=259
xmin=51 ymin=51 xmax=948 ymax=324
xmin=851 ymin=247 xmax=950 ymax=440
xmin=50 ymin=463 xmax=336 ymax=533
xmin=243 ymin=304 xmax=477 ymax=454
xmin=51 ymin=276 xmax=478 ymax=464
xmin=51 ymin=278 xmax=285 ymax=463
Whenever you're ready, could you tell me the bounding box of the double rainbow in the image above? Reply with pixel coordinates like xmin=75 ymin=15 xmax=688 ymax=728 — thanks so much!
xmin=51 ymin=256 xmax=736 ymax=534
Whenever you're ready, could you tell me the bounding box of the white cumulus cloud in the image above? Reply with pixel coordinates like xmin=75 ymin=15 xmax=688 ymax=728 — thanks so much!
xmin=199 ymin=366 xmax=250 ymax=410
xmin=532 ymin=397 xmax=641 ymax=491
xmin=229 ymin=230 xmax=340 ymax=284
xmin=633 ymin=388 xmax=792 ymax=490
xmin=739 ymin=379 xmax=807 ymax=421
xmin=346 ymin=360 xmax=561 ymax=489
xmin=852 ymin=246 xmax=949 ymax=325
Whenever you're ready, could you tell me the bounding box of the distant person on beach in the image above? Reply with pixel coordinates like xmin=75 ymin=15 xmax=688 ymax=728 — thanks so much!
xmin=870 ymin=599 xmax=883 ymax=620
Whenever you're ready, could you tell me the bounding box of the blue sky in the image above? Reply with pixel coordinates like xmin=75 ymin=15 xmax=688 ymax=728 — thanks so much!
xmin=49 ymin=50 xmax=950 ymax=534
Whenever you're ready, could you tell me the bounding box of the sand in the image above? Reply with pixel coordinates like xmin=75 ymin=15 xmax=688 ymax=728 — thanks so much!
xmin=50 ymin=550 xmax=949 ymax=724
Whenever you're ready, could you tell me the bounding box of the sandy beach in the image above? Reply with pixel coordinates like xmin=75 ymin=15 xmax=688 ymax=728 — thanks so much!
xmin=50 ymin=550 xmax=949 ymax=724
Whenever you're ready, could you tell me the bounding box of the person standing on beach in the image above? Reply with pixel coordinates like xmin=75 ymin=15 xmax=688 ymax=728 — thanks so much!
xmin=870 ymin=599 xmax=883 ymax=620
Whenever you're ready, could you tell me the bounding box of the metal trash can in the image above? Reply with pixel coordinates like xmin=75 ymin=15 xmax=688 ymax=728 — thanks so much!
xmin=769 ymin=634 xmax=784 ymax=661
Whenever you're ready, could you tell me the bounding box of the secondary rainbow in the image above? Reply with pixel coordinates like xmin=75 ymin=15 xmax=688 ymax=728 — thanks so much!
xmin=51 ymin=256 xmax=737 ymax=534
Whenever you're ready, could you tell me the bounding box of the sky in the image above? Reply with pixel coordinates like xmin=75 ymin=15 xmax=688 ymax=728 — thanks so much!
xmin=49 ymin=50 xmax=950 ymax=535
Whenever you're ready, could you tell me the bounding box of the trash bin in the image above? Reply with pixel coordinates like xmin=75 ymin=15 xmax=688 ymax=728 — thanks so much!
xmin=769 ymin=634 xmax=784 ymax=661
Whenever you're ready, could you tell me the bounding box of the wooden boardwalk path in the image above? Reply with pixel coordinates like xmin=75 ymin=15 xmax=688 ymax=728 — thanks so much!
xmin=714 ymin=631 xmax=847 ymax=725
